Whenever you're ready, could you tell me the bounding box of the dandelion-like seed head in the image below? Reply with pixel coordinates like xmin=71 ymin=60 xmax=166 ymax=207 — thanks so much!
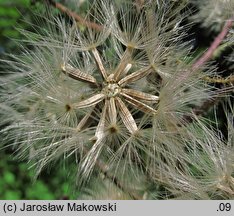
xmin=0 ymin=0 xmax=215 ymax=189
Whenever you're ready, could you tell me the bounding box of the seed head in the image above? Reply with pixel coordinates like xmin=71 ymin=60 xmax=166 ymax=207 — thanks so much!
xmin=0 ymin=0 xmax=215 ymax=187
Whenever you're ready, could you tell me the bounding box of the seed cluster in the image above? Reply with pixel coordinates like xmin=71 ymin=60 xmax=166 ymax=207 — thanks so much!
xmin=62 ymin=47 xmax=159 ymax=139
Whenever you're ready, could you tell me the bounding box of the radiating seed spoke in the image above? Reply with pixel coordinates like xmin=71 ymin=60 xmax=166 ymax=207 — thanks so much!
xmin=81 ymin=137 xmax=103 ymax=180
xmin=92 ymin=48 xmax=108 ymax=80
xmin=107 ymin=98 xmax=117 ymax=124
xmin=122 ymin=88 xmax=159 ymax=102
xmin=115 ymin=97 xmax=138 ymax=134
xmin=74 ymin=93 xmax=105 ymax=109
xmin=61 ymin=64 xmax=97 ymax=85
xmin=122 ymin=63 xmax=132 ymax=77
xmin=121 ymin=92 xmax=157 ymax=114
xmin=95 ymin=100 xmax=107 ymax=140
xmin=76 ymin=107 xmax=95 ymax=131
xmin=114 ymin=48 xmax=132 ymax=80
xmin=118 ymin=66 xmax=152 ymax=86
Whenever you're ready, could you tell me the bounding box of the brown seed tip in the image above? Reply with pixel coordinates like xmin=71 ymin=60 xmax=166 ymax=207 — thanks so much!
xmin=108 ymin=125 xmax=119 ymax=134
xmin=65 ymin=104 xmax=72 ymax=112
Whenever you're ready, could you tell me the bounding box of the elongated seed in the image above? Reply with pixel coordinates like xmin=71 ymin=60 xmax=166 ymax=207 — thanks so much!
xmin=122 ymin=88 xmax=159 ymax=102
xmin=61 ymin=64 xmax=97 ymax=85
xmin=114 ymin=48 xmax=132 ymax=80
xmin=92 ymin=48 xmax=108 ymax=80
xmin=115 ymin=97 xmax=138 ymax=134
xmin=95 ymin=101 xmax=107 ymax=140
xmin=108 ymin=98 xmax=117 ymax=124
xmin=74 ymin=93 xmax=105 ymax=109
xmin=76 ymin=108 xmax=95 ymax=131
xmin=122 ymin=63 xmax=132 ymax=77
xmin=121 ymin=92 xmax=157 ymax=114
xmin=118 ymin=67 xmax=152 ymax=86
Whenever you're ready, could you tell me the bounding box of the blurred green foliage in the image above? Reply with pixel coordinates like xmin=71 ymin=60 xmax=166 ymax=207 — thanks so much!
xmin=0 ymin=0 xmax=82 ymax=200
xmin=0 ymin=0 xmax=31 ymax=53
xmin=0 ymin=150 xmax=79 ymax=199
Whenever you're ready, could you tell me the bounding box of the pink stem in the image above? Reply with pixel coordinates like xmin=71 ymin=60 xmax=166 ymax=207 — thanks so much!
xmin=193 ymin=18 xmax=233 ymax=70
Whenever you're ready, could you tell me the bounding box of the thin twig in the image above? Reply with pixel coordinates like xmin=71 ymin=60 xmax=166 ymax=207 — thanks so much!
xmin=193 ymin=18 xmax=233 ymax=69
xmin=190 ymin=18 xmax=234 ymax=118
xmin=203 ymin=75 xmax=234 ymax=85
xmin=43 ymin=0 xmax=103 ymax=31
